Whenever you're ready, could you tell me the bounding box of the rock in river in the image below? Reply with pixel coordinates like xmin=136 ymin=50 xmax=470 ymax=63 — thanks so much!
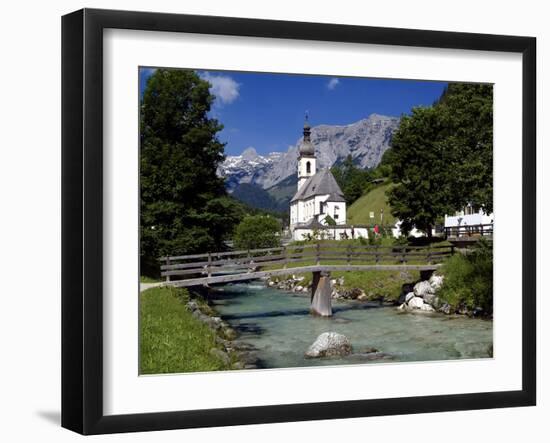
xmin=429 ymin=274 xmax=444 ymax=291
xmin=305 ymin=332 xmax=352 ymax=358
xmin=414 ymin=281 xmax=434 ymax=297
xmin=407 ymin=296 xmax=425 ymax=309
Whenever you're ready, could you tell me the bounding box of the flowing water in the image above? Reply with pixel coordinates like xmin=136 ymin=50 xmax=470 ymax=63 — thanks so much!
xmin=211 ymin=281 xmax=493 ymax=369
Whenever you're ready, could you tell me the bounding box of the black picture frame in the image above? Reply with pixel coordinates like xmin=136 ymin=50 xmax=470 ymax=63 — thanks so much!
xmin=61 ymin=8 xmax=536 ymax=435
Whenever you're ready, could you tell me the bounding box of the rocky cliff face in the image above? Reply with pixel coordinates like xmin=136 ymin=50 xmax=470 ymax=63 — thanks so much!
xmin=219 ymin=114 xmax=400 ymax=191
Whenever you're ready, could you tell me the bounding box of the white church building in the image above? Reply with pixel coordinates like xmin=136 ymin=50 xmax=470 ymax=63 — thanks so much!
xmin=289 ymin=119 xmax=369 ymax=241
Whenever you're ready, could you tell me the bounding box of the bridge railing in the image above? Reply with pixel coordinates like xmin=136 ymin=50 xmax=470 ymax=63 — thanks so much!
xmin=159 ymin=243 xmax=455 ymax=282
xmin=444 ymin=223 xmax=493 ymax=239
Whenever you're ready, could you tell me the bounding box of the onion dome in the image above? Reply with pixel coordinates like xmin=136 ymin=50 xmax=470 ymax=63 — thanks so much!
xmin=299 ymin=114 xmax=315 ymax=156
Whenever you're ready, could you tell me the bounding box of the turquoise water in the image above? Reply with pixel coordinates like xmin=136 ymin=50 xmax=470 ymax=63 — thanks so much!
xmin=211 ymin=281 xmax=493 ymax=369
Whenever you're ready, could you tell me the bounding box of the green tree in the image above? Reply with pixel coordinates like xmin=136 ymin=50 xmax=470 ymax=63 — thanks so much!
xmin=388 ymin=84 xmax=493 ymax=236
xmin=140 ymin=69 xmax=242 ymax=276
xmin=233 ymin=215 xmax=282 ymax=250
xmin=437 ymin=83 xmax=493 ymax=213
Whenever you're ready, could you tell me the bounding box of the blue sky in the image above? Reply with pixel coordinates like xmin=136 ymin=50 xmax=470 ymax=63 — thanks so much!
xmin=139 ymin=68 xmax=447 ymax=156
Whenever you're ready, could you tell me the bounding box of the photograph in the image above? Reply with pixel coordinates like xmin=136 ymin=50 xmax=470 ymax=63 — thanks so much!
xmin=138 ymin=67 xmax=494 ymax=375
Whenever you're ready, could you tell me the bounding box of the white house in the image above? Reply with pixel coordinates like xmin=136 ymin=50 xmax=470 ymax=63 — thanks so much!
xmin=289 ymin=118 xmax=369 ymax=241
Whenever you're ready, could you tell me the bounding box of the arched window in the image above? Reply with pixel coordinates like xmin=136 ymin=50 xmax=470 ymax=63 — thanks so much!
xmin=306 ymin=161 xmax=311 ymax=174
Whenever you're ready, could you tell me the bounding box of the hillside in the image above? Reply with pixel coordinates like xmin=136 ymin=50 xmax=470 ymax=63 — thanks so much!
xmin=265 ymin=175 xmax=297 ymax=210
xmin=347 ymin=182 xmax=396 ymax=226
xmin=231 ymin=183 xmax=286 ymax=212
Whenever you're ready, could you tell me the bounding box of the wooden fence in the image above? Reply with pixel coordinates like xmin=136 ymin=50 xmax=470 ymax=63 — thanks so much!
xmin=159 ymin=243 xmax=455 ymax=283
xmin=444 ymin=223 xmax=493 ymax=238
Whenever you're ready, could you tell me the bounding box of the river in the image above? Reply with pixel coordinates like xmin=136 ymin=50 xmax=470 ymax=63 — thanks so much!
xmin=211 ymin=281 xmax=493 ymax=369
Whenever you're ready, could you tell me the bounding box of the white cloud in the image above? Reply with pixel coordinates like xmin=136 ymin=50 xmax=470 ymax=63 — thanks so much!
xmin=200 ymin=72 xmax=240 ymax=105
xmin=327 ymin=77 xmax=340 ymax=90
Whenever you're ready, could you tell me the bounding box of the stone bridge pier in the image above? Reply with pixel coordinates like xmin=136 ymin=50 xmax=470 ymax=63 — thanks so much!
xmin=310 ymin=271 xmax=333 ymax=317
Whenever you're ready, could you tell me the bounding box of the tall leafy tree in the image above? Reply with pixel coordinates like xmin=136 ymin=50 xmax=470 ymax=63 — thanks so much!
xmin=388 ymin=83 xmax=493 ymax=236
xmin=140 ymin=69 xmax=242 ymax=275
xmin=437 ymin=83 xmax=493 ymax=213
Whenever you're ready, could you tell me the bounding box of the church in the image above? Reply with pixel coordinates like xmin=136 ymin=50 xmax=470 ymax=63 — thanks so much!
xmin=289 ymin=118 xmax=369 ymax=241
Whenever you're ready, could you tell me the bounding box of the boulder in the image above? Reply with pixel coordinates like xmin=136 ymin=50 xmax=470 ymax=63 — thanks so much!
xmin=429 ymin=274 xmax=444 ymax=291
xmin=305 ymin=332 xmax=352 ymax=358
xmin=422 ymin=292 xmax=437 ymax=306
xmin=472 ymin=307 xmax=484 ymax=317
xmin=405 ymin=292 xmax=415 ymax=303
xmin=187 ymin=300 xmax=200 ymax=311
xmin=414 ymin=281 xmax=434 ymax=297
xmin=209 ymin=348 xmax=231 ymax=365
xmin=295 ymin=285 xmax=303 ymax=292
xmin=221 ymin=327 xmax=237 ymax=340
xmin=439 ymin=303 xmax=453 ymax=315
xmin=401 ymin=282 xmax=414 ymax=295
xmin=340 ymin=288 xmax=363 ymax=300
xmin=357 ymin=292 xmax=369 ymax=301
xmin=407 ymin=296 xmax=425 ymax=309
xmin=420 ymin=303 xmax=435 ymax=312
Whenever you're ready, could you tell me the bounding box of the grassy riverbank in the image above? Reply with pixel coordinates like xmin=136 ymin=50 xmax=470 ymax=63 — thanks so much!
xmin=140 ymin=286 xmax=232 ymax=374
xmin=272 ymin=269 xmax=419 ymax=302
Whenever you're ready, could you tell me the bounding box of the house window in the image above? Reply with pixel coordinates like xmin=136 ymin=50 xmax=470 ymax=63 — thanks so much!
xmin=306 ymin=161 xmax=311 ymax=174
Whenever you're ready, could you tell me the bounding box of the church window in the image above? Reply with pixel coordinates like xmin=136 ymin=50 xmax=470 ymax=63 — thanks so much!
xmin=306 ymin=161 xmax=311 ymax=174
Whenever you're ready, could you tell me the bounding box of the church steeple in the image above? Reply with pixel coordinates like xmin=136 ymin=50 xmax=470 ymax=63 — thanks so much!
xmin=299 ymin=112 xmax=315 ymax=156
xmin=297 ymin=113 xmax=316 ymax=190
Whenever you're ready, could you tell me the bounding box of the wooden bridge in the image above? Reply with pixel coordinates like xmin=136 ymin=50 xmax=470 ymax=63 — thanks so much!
xmin=159 ymin=243 xmax=454 ymax=317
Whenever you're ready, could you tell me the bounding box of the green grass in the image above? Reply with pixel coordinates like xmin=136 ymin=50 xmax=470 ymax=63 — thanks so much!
xmin=334 ymin=270 xmax=419 ymax=301
xmin=140 ymin=286 xmax=232 ymax=374
xmin=279 ymin=269 xmax=418 ymax=302
xmin=347 ymin=182 xmax=396 ymax=226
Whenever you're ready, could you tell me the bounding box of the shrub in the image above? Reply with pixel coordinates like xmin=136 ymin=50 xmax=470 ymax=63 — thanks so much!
xmin=233 ymin=215 xmax=281 ymax=250
xmin=392 ymin=235 xmax=409 ymax=247
xmin=439 ymin=239 xmax=493 ymax=313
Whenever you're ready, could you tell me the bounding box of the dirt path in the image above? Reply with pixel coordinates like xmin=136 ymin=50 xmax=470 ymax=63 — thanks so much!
xmin=140 ymin=282 xmax=165 ymax=292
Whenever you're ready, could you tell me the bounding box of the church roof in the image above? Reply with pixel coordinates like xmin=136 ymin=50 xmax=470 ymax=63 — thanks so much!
xmin=291 ymin=168 xmax=346 ymax=203
xmin=293 ymin=218 xmax=327 ymax=230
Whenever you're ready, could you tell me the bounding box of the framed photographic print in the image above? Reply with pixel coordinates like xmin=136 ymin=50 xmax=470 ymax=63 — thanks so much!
xmin=61 ymin=8 xmax=536 ymax=435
